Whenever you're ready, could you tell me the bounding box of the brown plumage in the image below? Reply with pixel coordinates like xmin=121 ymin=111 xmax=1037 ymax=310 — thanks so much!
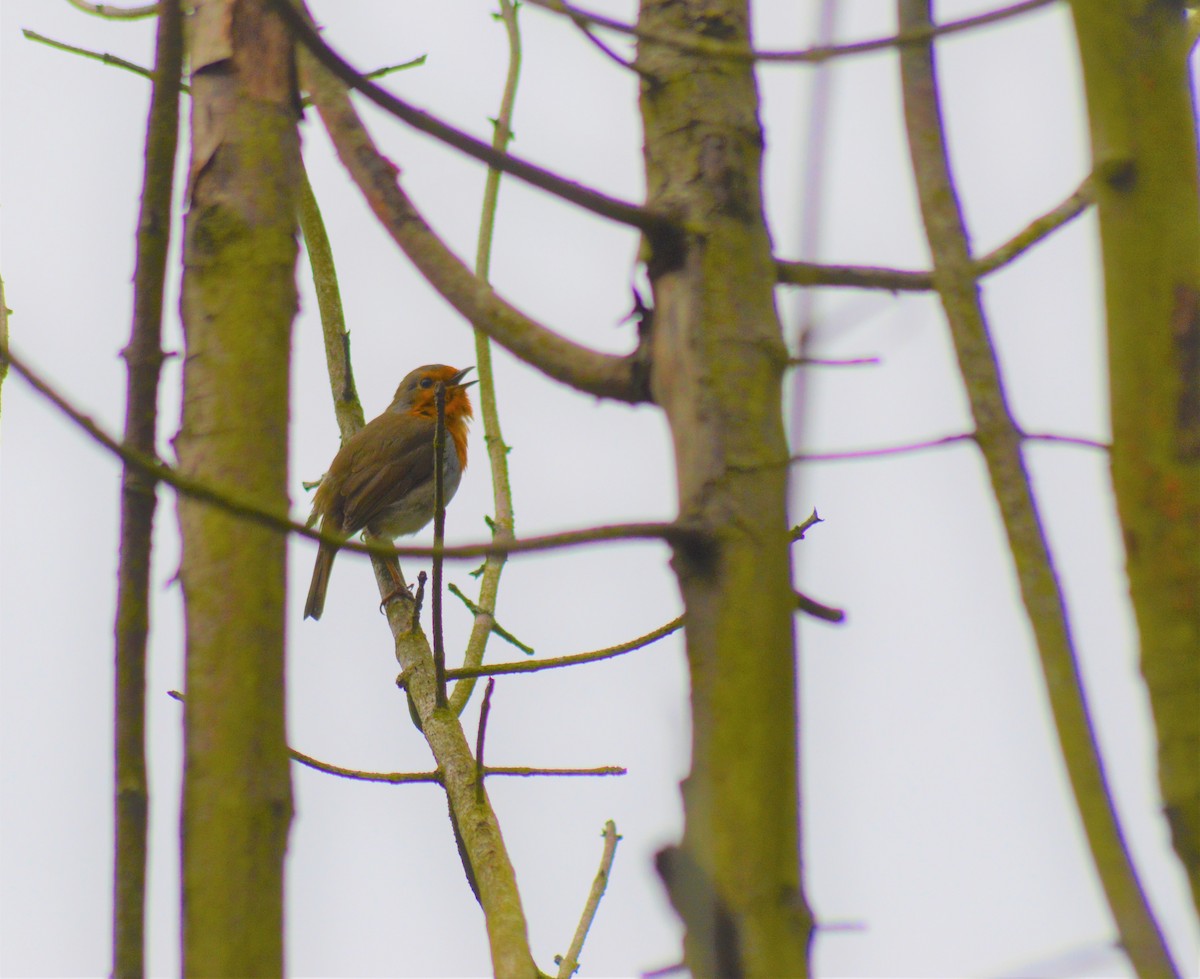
xmin=304 ymin=364 xmax=474 ymax=620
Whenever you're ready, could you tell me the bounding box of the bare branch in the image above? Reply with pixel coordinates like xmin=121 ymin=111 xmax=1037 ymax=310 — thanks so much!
xmin=897 ymin=3 xmax=1177 ymax=973
xmin=452 ymin=0 xmax=525 ymax=715
xmin=270 ymin=0 xmax=669 ymax=237
xmin=795 ymin=591 xmax=845 ymax=623
xmin=297 ymin=49 xmax=650 ymax=403
xmin=525 ymin=0 xmax=1055 ymax=63
xmin=556 ymin=821 xmax=621 ymax=978
xmin=64 ymin=0 xmax=158 ymax=19
xmin=445 ymin=616 xmax=683 ymax=681
xmin=792 ymin=431 xmax=1109 ymax=463
xmin=775 ymin=176 xmax=1093 ymax=291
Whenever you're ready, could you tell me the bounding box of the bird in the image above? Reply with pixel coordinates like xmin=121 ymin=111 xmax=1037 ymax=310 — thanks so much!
xmin=304 ymin=364 xmax=475 ymax=620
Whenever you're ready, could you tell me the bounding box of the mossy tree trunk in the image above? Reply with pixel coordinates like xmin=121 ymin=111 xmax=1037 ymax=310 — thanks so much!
xmin=1069 ymin=0 xmax=1200 ymax=917
xmin=636 ymin=2 xmax=814 ymax=975
xmin=174 ymin=1 xmax=299 ymax=973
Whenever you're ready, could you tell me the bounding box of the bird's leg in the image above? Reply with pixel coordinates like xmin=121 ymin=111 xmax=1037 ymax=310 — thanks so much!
xmin=376 ymin=546 xmax=413 ymax=613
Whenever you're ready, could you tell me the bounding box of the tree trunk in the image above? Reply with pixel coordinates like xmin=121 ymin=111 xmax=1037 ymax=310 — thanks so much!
xmin=637 ymin=2 xmax=813 ymax=975
xmin=1069 ymin=0 xmax=1200 ymax=917
xmin=174 ymin=1 xmax=299 ymax=973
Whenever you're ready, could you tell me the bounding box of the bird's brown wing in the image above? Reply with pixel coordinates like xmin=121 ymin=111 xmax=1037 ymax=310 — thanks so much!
xmin=338 ymin=414 xmax=436 ymax=533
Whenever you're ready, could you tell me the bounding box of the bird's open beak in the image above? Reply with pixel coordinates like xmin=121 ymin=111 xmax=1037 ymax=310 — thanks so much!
xmin=450 ymin=366 xmax=476 ymax=388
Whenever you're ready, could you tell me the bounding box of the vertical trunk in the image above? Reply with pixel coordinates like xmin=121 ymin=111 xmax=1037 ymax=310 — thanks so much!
xmin=175 ymin=1 xmax=299 ymax=973
xmin=636 ymin=3 xmax=813 ymax=975
xmin=113 ymin=2 xmax=183 ymax=975
xmin=1069 ymin=0 xmax=1200 ymax=918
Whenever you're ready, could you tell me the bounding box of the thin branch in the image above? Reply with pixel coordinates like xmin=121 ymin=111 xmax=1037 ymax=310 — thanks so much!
xmin=792 ymin=431 xmax=1109 ymax=463
xmin=789 ymin=356 xmax=880 ymax=367
xmin=64 ymin=0 xmax=158 ymax=19
xmin=297 ymin=45 xmax=649 ymax=404
xmin=475 ymin=679 xmax=497 ymax=802
xmin=0 ymin=275 xmax=8 ymax=423
xmin=452 ymin=0 xmax=525 ymax=715
xmin=449 ymin=583 xmax=534 ymax=656
xmin=290 ymin=752 xmax=443 ymax=784
xmin=270 ymin=0 xmax=670 ymax=237
xmin=432 ymin=383 xmax=449 ymax=706
xmin=795 ymin=591 xmax=845 ymax=623
xmin=556 ymin=821 xmax=621 ymax=978
xmin=524 ymin=0 xmax=1055 ymax=63
xmin=3 ymin=341 xmax=694 ymax=562
xmin=23 ymin=29 xmax=168 ymax=85
xmin=789 ymin=509 xmax=824 ymax=541
xmin=112 ymin=5 xmax=182 ymax=973
xmin=445 ymin=616 xmax=683 ymax=681
xmin=775 ymin=176 xmax=1093 ymax=290
xmin=897 ymin=4 xmax=1178 ymax=974
xmin=775 ymin=260 xmax=932 ymax=291
xmin=289 ymin=750 xmax=625 ymax=784
xmin=975 ymin=178 xmax=1093 ymax=277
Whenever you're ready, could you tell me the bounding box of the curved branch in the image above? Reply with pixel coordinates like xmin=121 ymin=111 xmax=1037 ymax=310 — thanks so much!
xmin=525 ymin=0 xmax=1055 ymax=64
xmin=298 ymin=49 xmax=649 ymax=403
xmin=269 ymin=0 xmax=668 ymax=236
xmin=65 ymin=0 xmax=158 ymax=19
xmin=775 ymin=177 xmax=1093 ymax=291
xmin=445 ymin=615 xmax=684 ymax=681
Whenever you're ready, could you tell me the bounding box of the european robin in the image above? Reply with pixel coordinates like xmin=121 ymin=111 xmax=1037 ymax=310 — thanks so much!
xmin=304 ymin=364 xmax=475 ymax=620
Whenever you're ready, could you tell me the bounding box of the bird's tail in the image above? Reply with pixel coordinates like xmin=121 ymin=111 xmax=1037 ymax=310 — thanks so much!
xmin=304 ymin=544 xmax=337 ymax=620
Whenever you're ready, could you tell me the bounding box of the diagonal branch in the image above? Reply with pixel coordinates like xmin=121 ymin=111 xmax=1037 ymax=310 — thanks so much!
xmin=525 ymin=0 xmax=1055 ymax=64
xmin=897 ymin=3 xmax=1179 ymax=975
xmin=775 ymin=176 xmax=1093 ymax=291
xmin=297 ymin=49 xmax=649 ymax=404
xmin=269 ymin=0 xmax=669 ymax=237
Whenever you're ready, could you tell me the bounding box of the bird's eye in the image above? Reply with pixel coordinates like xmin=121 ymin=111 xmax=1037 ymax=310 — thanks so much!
xmin=419 ymin=378 xmax=434 ymax=389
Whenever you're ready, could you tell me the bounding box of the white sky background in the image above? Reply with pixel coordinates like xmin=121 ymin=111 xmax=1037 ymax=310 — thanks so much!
xmin=1 ymin=0 xmax=1198 ymax=976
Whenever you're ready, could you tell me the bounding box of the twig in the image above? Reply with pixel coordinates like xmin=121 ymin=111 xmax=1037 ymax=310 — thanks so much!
xmin=555 ymin=821 xmax=621 ymax=978
xmin=775 ymin=176 xmax=1093 ymax=290
xmin=897 ymin=4 xmax=1177 ymax=974
xmin=475 ymin=679 xmax=497 ymax=802
xmin=449 ymin=583 xmax=534 ymax=655
xmin=446 ymin=616 xmax=683 ymax=681
xmin=452 ymin=0 xmax=524 ymax=715
xmin=64 ymin=0 xmax=158 ymax=19
xmin=790 ymin=509 xmax=824 ymax=541
xmin=789 ymin=356 xmax=880 ymax=367
xmin=111 ymin=5 xmax=182 ymax=974
xmin=22 ymin=30 xmax=168 ymax=86
xmin=288 ymin=749 xmax=623 ymax=783
xmin=795 ymin=591 xmax=844 ymax=623
xmin=433 ymin=382 xmax=448 ymax=707
xmin=792 ymin=431 xmax=1109 ymax=463
xmin=0 ymin=275 xmax=8 ymax=424
xmin=523 ymin=0 xmax=1055 ymax=63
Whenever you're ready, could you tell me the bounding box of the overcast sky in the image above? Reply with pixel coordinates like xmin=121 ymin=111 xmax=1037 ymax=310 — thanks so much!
xmin=2 ymin=1 xmax=1198 ymax=977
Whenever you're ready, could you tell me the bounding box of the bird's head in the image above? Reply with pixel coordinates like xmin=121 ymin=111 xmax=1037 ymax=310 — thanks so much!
xmin=392 ymin=364 xmax=476 ymax=420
